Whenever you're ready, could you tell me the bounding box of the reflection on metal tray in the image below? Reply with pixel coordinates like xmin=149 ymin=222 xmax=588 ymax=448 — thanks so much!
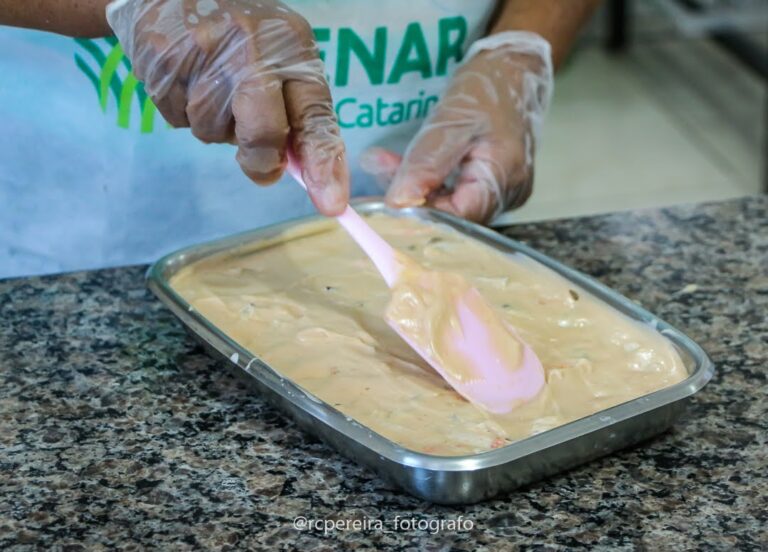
xmin=146 ymin=202 xmax=714 ymax=504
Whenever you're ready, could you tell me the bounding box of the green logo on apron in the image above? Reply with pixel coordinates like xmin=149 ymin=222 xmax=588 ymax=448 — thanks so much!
xmin=74 ymin=37 xmax=160 ymax=133
xmin=73 ymin=16 xmax=467 ymax=134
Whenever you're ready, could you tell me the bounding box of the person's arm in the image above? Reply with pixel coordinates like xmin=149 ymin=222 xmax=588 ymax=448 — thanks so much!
xmin=489 ymin=0 xmax=602 ymax=69
xmin=0 ymin=0 xmax=112 ymax=37
xmin=1 ymin=0 xmax=350 ymax=216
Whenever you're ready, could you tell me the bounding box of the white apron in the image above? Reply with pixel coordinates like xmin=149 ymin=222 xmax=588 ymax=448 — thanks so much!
xmin=0 ymin=0 xmax=496 ymax=277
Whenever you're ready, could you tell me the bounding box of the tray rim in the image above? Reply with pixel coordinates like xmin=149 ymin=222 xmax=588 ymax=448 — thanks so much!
xmin=146 ymin=201 xmax=714 ymax=472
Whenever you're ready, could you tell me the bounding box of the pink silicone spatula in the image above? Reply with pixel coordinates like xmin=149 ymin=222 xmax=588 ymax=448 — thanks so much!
xmin=287 ymin=155 xmax=545 ymax=414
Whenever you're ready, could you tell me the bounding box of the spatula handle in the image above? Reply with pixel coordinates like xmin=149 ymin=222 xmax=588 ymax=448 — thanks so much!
xmin=286 ymin=154 xmax=400 ymax=288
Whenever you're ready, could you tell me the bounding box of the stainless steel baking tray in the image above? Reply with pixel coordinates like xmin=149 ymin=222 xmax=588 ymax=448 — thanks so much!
xmin=146 ymin=201 xmax=714 ymax=504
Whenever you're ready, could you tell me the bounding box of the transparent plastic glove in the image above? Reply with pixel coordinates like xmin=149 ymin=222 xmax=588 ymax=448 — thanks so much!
xmin=360 ymin=31 xmax=553 ymax=223
xmin=106 ymin=0 xmax=348 ymax=215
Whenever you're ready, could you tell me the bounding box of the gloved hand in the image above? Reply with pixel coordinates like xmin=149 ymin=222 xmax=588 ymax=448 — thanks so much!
xmin=106 ymin=0 xmax=348 ymax=215
xmin=361 ymin=31 xmax=553 ymax=223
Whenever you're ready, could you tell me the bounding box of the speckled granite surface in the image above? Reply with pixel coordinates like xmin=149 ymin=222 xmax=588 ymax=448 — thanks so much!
xmin=1 ymin=196 xmax=766 ymax=550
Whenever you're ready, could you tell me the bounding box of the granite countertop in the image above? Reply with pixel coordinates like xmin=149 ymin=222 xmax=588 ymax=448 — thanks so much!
xmin=1 ymin=196 xmax=766 ymax=550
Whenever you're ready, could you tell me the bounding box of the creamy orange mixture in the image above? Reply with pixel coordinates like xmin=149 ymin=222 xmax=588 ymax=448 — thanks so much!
xmin=385 ymin=254 xmax=526 ymax=385
xmin=171 ymin=214 xmax=688 ymax=455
